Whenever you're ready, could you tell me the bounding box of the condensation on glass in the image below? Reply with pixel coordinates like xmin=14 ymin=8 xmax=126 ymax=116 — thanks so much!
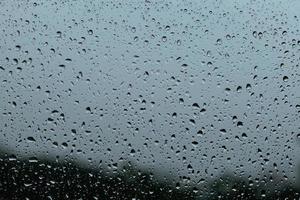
xmin=0 ymin=0 xmax=299 ymax=199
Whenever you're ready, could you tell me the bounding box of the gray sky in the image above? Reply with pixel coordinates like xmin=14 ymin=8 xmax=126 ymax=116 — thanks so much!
xmin=0 ymin=0 xmax=300 ymax=184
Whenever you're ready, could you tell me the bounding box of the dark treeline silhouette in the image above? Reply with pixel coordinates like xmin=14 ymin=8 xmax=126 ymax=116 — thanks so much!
xmin=203 ymin=172 xmax=300 ymax=200
xmin=0 ymin=147 xmax=299 ymax=200
xmin=0 ymin=148 xmax=195 ymax=200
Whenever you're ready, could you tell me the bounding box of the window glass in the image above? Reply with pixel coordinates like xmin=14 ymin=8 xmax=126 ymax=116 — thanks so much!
xmin=0 ymin=0 xmax=299 ymax=199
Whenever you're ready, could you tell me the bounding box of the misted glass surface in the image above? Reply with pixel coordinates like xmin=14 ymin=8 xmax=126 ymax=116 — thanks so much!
xmin=0 ymin=0 xmax=299 ymax=199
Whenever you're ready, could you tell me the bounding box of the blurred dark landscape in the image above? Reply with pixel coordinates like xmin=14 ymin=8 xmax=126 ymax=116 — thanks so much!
xmin=0 ymin=147 xmax=299 ymax=200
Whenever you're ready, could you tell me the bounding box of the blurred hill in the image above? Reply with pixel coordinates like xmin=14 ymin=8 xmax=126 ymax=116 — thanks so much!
xmin=0 ymin=146 xmax=299 ymax=199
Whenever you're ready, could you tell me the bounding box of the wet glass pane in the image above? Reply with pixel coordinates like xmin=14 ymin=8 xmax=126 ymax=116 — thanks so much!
xmin=0 ymin=0 xmax=299 ymax=199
